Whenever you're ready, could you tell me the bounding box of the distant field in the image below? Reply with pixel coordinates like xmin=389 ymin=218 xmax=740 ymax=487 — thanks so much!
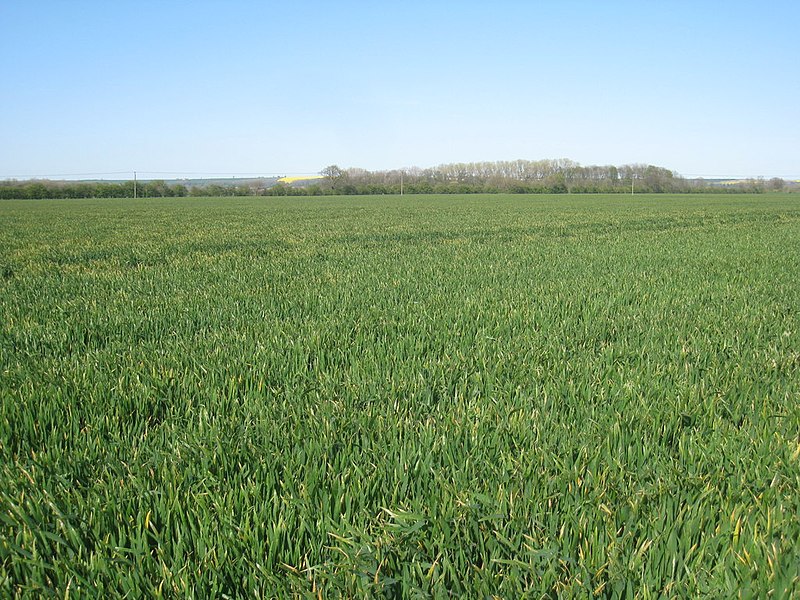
xmin=1 ymin=194 xmax=798 ymax=596
xmin=277 ymin=175 xmax=324 ymax=184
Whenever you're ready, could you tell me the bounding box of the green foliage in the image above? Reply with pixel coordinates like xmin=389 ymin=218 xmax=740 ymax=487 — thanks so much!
xmin=2 ymin=161 xmax=782 ymax=199
xmin=1 ymin=194 xmax=799 ymax=596
xmin=0 ymin=180 xmax=189 ymax=200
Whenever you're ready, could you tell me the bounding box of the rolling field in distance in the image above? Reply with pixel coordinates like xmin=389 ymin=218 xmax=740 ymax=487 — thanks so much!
xmin=1 ymin=194 xmax=799 ymax=597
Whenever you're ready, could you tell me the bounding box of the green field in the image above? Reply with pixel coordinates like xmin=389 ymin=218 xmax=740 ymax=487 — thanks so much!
xmin=1 ymin=194 xmax=799 ymax=597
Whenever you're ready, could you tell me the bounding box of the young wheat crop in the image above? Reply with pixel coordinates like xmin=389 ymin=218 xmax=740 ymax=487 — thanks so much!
xmin=1 ymin=194 xmax=798 ymax=596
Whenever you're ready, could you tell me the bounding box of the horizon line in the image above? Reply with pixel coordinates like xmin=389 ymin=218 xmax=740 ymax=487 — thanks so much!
xmin=2 ymin=169 xmax=799 ymax=182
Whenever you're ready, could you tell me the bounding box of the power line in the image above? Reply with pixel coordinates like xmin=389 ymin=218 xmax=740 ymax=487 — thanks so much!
xmin=682 ymin=173 xmax=794 ymax=179
xmin=138 ymin=171 xmax=317 ymax=176
xmin=1 ymin=171 xmax=132 ymax=178
xmin=1 ymin=170 xmax=322 ymax=180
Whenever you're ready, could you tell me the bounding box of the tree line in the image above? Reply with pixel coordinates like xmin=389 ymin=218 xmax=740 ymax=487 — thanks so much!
xmin=0 ymin=180 xmax=189 ymax=200
xmin=314 ymin=161 xmax=781 ymax=195
xmin=0 ymin=180 xmax=268 ymax=199
xmin=1 ymin=160 xmax=788 ymax=199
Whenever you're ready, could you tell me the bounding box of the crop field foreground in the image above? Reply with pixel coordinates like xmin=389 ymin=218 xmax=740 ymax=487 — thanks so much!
xmin=1 ymin=193 xmax=799 ymax=597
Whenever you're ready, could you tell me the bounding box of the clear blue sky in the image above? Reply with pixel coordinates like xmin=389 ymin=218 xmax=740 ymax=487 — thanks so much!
xmin=2 ymin=1 xmax=798 ymax=180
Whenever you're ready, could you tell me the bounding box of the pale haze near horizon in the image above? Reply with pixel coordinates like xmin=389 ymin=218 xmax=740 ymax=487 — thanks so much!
xmin=1 ymin=0 xmax=798 ymax=181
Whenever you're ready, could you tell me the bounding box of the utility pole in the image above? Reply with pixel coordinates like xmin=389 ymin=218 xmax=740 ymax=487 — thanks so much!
xmin=134 ymin=171 xmax=137 ymax=199
xmin=631 ymin=174 xmax=634 ymax=195
xmin=400 ymin=171 xmax=404 ymax=196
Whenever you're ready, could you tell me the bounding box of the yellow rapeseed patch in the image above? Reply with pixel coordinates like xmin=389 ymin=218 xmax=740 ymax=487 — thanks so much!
xmin=278 ymin=175 xmax=324 ymax=184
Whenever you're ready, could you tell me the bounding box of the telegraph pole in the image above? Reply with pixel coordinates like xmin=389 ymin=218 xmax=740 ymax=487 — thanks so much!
xmin=400 ymin=171 xmax=404 ymax=196
xmin=134 ymin=171 xmax=137 ymax=199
